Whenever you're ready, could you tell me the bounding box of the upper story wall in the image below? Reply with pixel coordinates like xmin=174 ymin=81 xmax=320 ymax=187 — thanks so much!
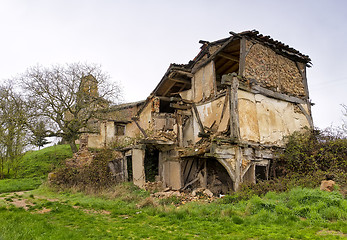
xmin=193 ymin=61 xmax=216 ymax=103
xmin=238 ymin=89 xmax=310 ymax=145
xmin=244 ymin=40 xmax=306 ymax=98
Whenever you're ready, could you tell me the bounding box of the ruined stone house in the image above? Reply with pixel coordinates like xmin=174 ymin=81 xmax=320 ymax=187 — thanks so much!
xmin=83 ymin=30 xmax=313 ymax=194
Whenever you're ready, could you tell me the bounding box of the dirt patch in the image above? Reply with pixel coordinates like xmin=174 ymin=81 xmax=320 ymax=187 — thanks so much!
xmin=316 ymin=229 xmax=346 ymax=237
xmin=35 ymin=208 xmax=52 ymax=214
xmin=72 ymin=205 xmax=111 ymax=215
xmin=0 ymin=191 xmax=35 ymax=210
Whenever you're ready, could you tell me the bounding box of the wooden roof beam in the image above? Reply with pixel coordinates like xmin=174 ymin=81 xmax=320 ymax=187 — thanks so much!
xmin=218 ymin=52 xmax=239 ymax=62
xmin=172 ymin=70 xmax=193 ymax=78
xmin=168 ymin=77 xmax=191 ymax=85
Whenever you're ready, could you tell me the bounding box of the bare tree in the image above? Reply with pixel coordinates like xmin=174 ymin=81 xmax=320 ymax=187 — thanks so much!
xmin=0 ymin=82 xmax=28 ymax=178
xmin=342 ymin=104 xmax=347 ymax=136
xmin=20 ymin=63 xmax=122 ymax=153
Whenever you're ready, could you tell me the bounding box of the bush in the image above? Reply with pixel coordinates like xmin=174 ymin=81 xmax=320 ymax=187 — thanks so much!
xmin=230 ymin=129 xmax=347 ymax=200
xmin=273 ymin=128 xmax=347 ymax=176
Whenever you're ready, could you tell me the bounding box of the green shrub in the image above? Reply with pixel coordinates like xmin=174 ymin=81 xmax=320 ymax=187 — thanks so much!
xmin=273 ymin=128 xmax=347 ymax=176
xmin=230 ymin=129 xmax=347 ymax=200
xmin=158 ymin=196 xmax=182 ymax=205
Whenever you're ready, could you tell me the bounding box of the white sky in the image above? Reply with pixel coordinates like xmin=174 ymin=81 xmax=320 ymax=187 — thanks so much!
xmin=1 ymin=0 xmax=346 ymax=129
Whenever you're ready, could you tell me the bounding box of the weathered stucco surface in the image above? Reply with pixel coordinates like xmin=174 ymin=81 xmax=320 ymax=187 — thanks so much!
xmin=138 ymin=101 xmax=153 ymax=131
xmin=125 ymin=122 xmax=140 ymax=138
xmin=255 ymin=94 xmax=310 ymax=144
xmin=132 ymin=148 xmax=145 ymax=188
xmin=237 ymin=89 xmax=310 ymax=145
xmin=238 ymin=90 xmax=260 ymax=142
xmin=161 ymin=150 xmax=182 ymax=189
xmin=193 ymin=61 xmax=215 ymax=102
xmin=179 ymin=89 xmax=193 ymax=101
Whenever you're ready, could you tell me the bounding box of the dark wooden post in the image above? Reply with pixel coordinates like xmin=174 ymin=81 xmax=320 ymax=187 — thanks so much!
xmin=221 ymin=72 xmax=242 ymax=191
xmin=221 ymin=73 xmax=240 ymax=141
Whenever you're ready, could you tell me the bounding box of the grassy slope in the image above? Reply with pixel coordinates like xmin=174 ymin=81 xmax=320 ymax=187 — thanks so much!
xmin=0 ymin=186 xmax=346 ymax=239
xmin=0 ymin=145 xmax=72 ymax=193
xmin=18 ymin=144 xmax=73 ymax=178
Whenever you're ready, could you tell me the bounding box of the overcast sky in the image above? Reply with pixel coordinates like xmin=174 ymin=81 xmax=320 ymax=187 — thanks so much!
xmin=1 ymin=0 xmax=346 ymax=129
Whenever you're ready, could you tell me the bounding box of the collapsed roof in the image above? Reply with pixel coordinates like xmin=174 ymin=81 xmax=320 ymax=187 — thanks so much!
xmin=152 ymin=30 xmax=311 ymax=98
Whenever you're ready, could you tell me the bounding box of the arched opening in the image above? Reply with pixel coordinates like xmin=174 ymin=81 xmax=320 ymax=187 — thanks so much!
xmin=182 ymin=158 xmax=234 ymax=195
xmin=207 ymin=159 xmax=234 ymax=194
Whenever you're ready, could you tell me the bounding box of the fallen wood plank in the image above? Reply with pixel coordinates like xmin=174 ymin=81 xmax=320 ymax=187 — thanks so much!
xmin=192 ymin=103 xmax=205 ymax=134
xmin=132 ymin=118 xmax=148 ymax=138
xmin=182 ymin=177 xmax=199 ymax=190
xmin=170 ymin=103 xmax=191 ymax=110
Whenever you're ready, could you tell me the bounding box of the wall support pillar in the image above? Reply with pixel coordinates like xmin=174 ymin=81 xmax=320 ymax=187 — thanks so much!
xmin=132 ymin=146 xmax=146 ymax=188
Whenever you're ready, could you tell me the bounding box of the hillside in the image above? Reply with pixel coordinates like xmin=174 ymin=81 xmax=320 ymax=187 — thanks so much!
xmin=17 ymin=144 xmax=73 ymax=178
xmin=0 ymin=145 xmax=73 ymax=193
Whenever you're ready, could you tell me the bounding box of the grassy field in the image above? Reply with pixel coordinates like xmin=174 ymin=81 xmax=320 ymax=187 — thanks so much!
xmin=0 ymin=185 xmax=346 ymax=239
xmin=0 ymin=178 xmax=43 ymax=193
xmin=0 ymin=141 xmax=346 ymax=239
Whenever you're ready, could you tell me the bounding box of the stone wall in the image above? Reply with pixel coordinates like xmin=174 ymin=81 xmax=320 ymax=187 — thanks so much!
xmin=244 ymin=41 xmax=306 ymax=98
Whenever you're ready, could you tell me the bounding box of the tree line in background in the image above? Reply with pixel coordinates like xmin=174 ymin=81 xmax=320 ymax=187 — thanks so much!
xmin=0 ymin=63 xmax=122 ymax=178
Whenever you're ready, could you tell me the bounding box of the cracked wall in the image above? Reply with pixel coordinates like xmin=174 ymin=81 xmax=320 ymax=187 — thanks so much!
xmin=238 ymin=89 xmax=310 ymax=145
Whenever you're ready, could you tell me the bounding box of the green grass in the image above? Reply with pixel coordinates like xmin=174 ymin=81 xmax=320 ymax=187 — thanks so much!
xmin=0 ymin=145 xmax=72 ymax=193
xmin=0 ymin=178 xmax=43 ymax=193
xmin=17 ymin=144 xmax=73 ymax=178
xmin=0 ymin=186 xmax=346 ymax=239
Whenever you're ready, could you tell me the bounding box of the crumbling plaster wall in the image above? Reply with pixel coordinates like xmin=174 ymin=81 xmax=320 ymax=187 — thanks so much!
xmin=238 ymin=90 xmax=260 ymax=142
xmin=86 ymin=121 xmax=116 ymax=148
xmin=160 ymin=150 xmax=182 ymax=189
xmin=85 ymin=133 xmax=102 ymax=148
xmin=132 ymin=148 xmax=146 ymax=188
xmin=238 ymin=89 xmax=310 ymax=145
xmin=188 ymin=88 xmax=310 ymax=146
xmin=124 ymin=121 xmax=140 ymax=138
xmin=254 ymin=94 xmax=310 ymax=144
xmin=138 ymin=101 xmax=153 ymax=131
xmin=193 ymin=61 xmax=215 ymax=102
xmin=182 ymin=113 xmax=194 ymax=147
xmin=179 ymin=89 xmax=193 ymax=101
xmin=190 ymin=96 xmax=228 ymax=144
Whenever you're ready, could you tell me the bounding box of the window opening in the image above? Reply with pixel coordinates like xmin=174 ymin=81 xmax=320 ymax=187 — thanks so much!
xmin=255 ymin=165 xmax=267 ymax=182
xmin=114 ymin=123 xmax=125 ymax=136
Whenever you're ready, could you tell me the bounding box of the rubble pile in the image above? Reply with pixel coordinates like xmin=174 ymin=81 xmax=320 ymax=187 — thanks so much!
xmin=147 ymin=130 xmax=177 ymax=142
xmin=65 ymin=137 xmax=95 ymax=168
xmin=144 ymin=181 xmax=164 ymax=193
xmin=150 ymin=186 xmax=217 ymax=205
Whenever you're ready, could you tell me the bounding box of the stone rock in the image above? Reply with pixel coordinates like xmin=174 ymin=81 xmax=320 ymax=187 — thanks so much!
xmin=171 ymin=191 xmax=181 ymax=197
xmin=144 ymin=181 xmax=164 ymax=193
xmin=320 ymin=180 xmax=335 ymax=192
xmin=163 ymin=187 xmax=172 ymax=192
xmin=153 ymin=190 xmax=181 ymax=198
xmin=47 ymin=172 xmax=57 ymax=182
xmin=203 ymin=189 xmax=214 ymax=198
